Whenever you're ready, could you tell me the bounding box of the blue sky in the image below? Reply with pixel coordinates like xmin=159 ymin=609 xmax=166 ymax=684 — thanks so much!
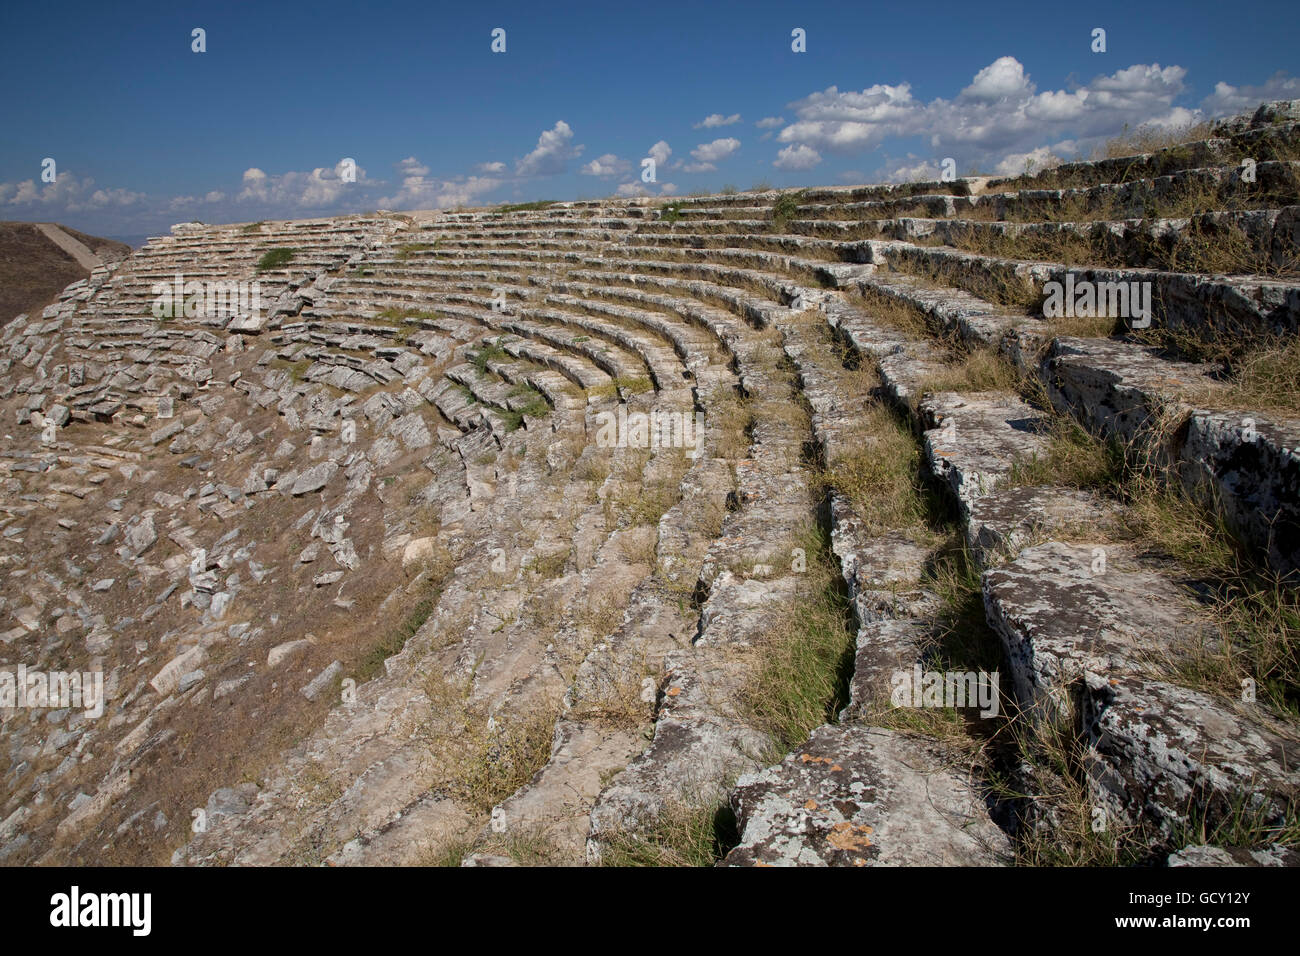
xmin=2 ymin=0 xmax=1297 ymax=242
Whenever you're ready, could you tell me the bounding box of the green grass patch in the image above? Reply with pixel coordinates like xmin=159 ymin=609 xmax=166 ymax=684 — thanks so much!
xmin=771 ymin=190 xmax=806 ymax=231
xmin=354 ymin=596 xmax=436 ymax=684
xmin=255 ymin=247 xmax=296 ymax=272
xmin=505 ymin=383 xmax=551 ymax=426
xmin=498 ymin=200 xmax=557 ymax=213
xmin=354 ymin=546 xmax=456 ymax=684
xmin=741 ymin=527 xmax=856 ymax=752
xmin=471 ymin=339 xmax=511 ymax=375
xmin=396 ymin=242 xmax=435 ymax=260
xmin=1008 ymin=412 xmax=1125 ymax=493
xmin=589 ymin=375 xmax=654 ymax=399
xmin=821 ymin=404 xmax=945 ymax=538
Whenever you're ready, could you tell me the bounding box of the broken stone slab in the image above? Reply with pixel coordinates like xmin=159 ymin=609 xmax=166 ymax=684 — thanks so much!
xmin=151 ymin=646 xmax=206 ymax=695
xmin=267 ymin=638 xmax=312 ymax=668
xmin=839 ymin=618 xmax=934 ymax=721
xmin=401 ymin=536 xmax=439 ymax=569
xmin=300 ymin=661 xmax=343 ymax=702
xmin=209 ymin=592 xmax=232 ymax=620
xmin=982 ymin=541 xmax=1205 ymax=707
xmin=1090 ymin=672 xmax=1300 ymax=836
xmin=204 ymin=783 xmax=259 ymax=828
xmin=124 ymin=515 xmax=158 ymax=557
xmin=1181 ymin=410 xmax=1300 ymax=578
xmin=920 ymin=392 xmax=1051 ymax=514
xmin=983 ymin=541 xmax=1300 ymax=835
xmin=150 ymin=419 xmax=185 ymax=445
xmin=388 ymin=412 xmax=432 ymax=450
xmin=1167 ymin=843 xmax=1300 ymax=867
xmin=214 ymin=675 xmax=252 ymax=700
xmin=965 ymin=485 xmax=1124 ymax=567
xmin=290 ymin=461 xmax=338 ymax=496
xmin=587 ymin=711 xmax=767 ymax=861
xmin=724 ymin=723 xmax=1011 ymax=866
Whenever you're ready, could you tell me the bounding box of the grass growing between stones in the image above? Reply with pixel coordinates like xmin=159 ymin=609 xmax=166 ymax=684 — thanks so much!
xmin=418 ymin=676 xmax=562 ymax=817
xmin=855 ymin=540 xmax=1005 ymax=753
xmin=893 ymin=255 xmax=1043 ymax=312
xmin=1096 ymin=120 xmax=1216 ymax=160
xmin=1009 ymin=392 xmax=1299 ymax=716
xmin=770 ymin=190 xmax=806 ymax=232
xmin=1120 ymin=475 xmax=1300 ymax=718
xmin=255 ymin=247 xmax=296 ymax=272
xmin=939 ymin=226 xmax=1099 ymax=271
xmin=998 ymin=690 xmax=1298 ymax=863
xmin=498 ymin=200 xmax=557 ymax=213
xmin=846 ymin=287 xmax=934 ymax=339
xmin=1150 ymin=217 xmax=1299 ymax=279
xmin=706 ymin=383 xmax=753 ymax=460
xmin=1177 ymin=335 xmax=1300 ymax=417
xmin=820 ymin=405 xmax=944 ymax=538
xmin=395 ymin=242 xmax=435 ymax=260
xmin=1008 ymin=411 xmax=1126 ymax=493
xmin=471 ymin=338 xmax=510 ymax=374
xmin=1176 ymin=795 xmax=1300 ymax=852
xmin=741 ymin=527 xmax=857 ymax=753
xmin=918 ymin=346 xmax=1020 ymax=397
xmin=501 ymin=384 xmax=551 ymax=431
xmin=991 ymin=709 xmax=1148 ymax=867
xmin=597 ymin=801 xmax=739 ymax=866
xmin=589 ymin=375 xmax=654 ymax=400
xmin=353 ymin=545 xmax=456 ymax=684
xmin=925 ymin=539 xmax=1009 ymax=678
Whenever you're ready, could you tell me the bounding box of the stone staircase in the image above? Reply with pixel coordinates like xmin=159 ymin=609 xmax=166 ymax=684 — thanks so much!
xmin=2 ymin=100 xmax=1298 ymax=867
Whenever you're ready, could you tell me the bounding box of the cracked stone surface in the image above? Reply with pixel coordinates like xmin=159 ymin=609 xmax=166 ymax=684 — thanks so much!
xmin=724 ymin=724 xmax=1011 ymax=866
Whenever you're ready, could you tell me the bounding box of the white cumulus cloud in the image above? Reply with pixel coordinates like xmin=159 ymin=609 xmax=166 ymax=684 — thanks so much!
xmin=515 ymin=120 xmax=584 ymax=177
xmin=1201 ymin=71 xmax=1300 ymax=116
xmin=682 ymin=137 xmax=740 ymax=171
xmin=695 ymin=113 xmax=741 ymax=128
xmin=580 ymin=154 xmax=631 ymax=177
xmin=773 ymin=144 xmax=822 ymax=170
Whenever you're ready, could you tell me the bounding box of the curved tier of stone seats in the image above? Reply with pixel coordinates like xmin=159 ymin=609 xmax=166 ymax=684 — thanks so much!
xmin=3 ymin=100 xmax=1297 ymax=867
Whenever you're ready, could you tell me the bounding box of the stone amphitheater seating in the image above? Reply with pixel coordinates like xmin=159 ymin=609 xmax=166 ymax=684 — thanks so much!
xmin=2 ymin=101 xmax=1298 ymax=867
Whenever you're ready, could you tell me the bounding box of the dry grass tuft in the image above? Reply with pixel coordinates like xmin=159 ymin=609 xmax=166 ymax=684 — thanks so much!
xmin=597 ymin=801 xmax=738 ymax=866
xmin=1095 ymin=120 xmax=1215 ymax=160
xmin=820 ymin=407 xmax=941 ymax=538
xmin=419 ymin=677 xmax=561 ymax=816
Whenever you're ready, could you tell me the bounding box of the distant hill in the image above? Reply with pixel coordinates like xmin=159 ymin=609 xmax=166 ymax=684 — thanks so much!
xmin=0 ymin=221 xmax=132 ymax=324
